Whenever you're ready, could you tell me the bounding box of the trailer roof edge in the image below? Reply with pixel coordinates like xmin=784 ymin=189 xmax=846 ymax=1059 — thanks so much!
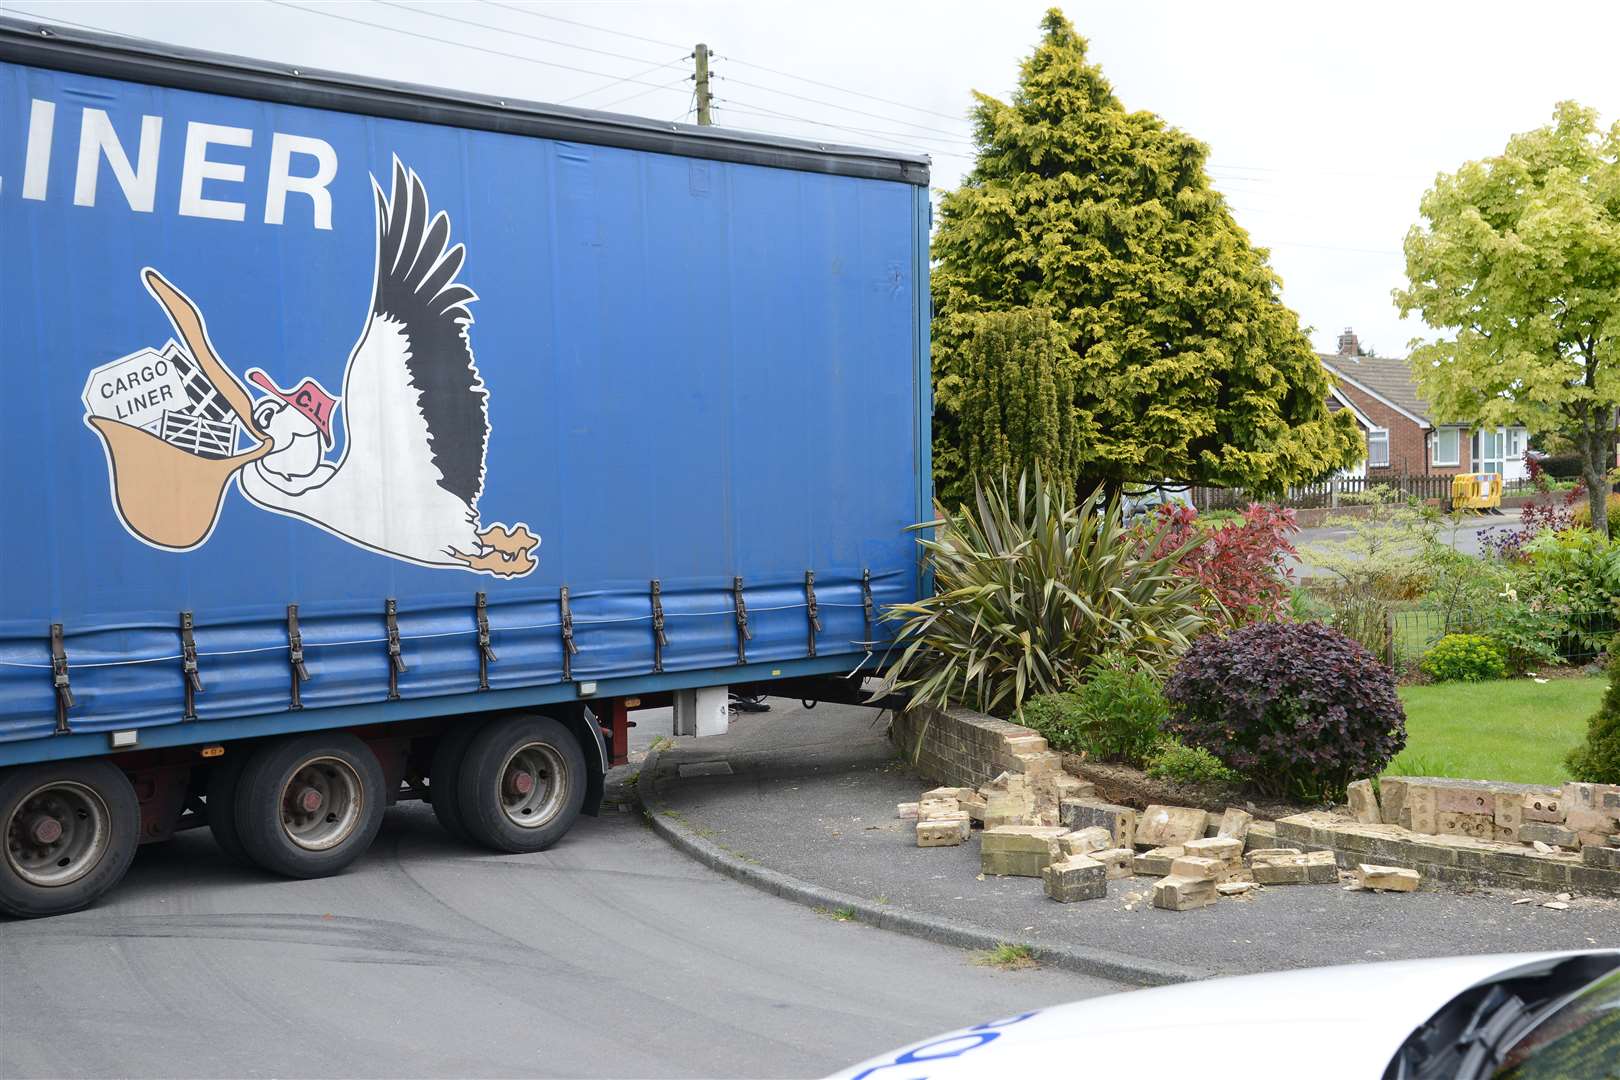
xmin=0 ymin=15 xmax=933 ymax=187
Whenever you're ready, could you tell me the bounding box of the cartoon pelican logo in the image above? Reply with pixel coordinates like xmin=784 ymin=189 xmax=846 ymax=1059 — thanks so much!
xmin=82 ymin=158 xmax=539 ymax=578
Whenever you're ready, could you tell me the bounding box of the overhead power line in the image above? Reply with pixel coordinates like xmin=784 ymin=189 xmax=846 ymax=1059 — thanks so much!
xmin=720 ymin=74 xmax=972 ymax=140
xmin=261 ymin=0 xmax=685 ymax=94
xmin=476 ymin=0 xmax=686 ymax=51
xmin=592 ymin=75 xmax=690 ymax=112
xmin=723 ymin=55 xmax=968 ymax=123
xmin=720 ymin=100 xmax=974 ymax=159
xmin=369 ymin=0 xmax=679 ymax=69
xmin=559 ymin=58 xmax=690 ymax=105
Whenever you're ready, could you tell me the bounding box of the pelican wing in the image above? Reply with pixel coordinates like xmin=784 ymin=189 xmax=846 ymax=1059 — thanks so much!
xmin=344 ymin=159 xmax=490 ymax=510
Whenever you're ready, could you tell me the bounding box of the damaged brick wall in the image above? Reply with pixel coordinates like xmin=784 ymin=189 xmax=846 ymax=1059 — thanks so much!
xmin=889 ymin=704 xmax=1055 ymax=789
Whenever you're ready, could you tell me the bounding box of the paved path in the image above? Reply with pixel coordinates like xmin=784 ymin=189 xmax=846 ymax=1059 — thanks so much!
xmin=643 ymin=701 xmax=1619 ymax=983
xmin=0 ymin=755 xmax=1122 ymax=1080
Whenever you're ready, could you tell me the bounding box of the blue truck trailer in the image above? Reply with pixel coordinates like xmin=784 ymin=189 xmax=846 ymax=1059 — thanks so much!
xmin=0 ymin=17 xmax=930 ymax=917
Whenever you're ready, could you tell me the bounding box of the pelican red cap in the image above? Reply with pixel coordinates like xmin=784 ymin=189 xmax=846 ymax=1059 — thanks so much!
xmin=247 ymin=369 xmax=337 ymax=446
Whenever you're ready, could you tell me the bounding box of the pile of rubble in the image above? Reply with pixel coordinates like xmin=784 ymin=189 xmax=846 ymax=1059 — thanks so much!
xmin=898 ymin=772 xmax=1423 ymax=912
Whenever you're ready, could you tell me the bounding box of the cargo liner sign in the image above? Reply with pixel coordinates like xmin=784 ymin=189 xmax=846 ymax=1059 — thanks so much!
xmin=80 ymin=158 xmax=540 ymax=578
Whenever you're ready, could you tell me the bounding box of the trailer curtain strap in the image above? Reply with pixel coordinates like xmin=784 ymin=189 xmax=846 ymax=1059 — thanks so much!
xmin=286 ymin=603 xmax=309 ymax=711
xmin=804 ymin=571 xmax=822 ymax=658
xmin=384 ymin=598 xmax=405 ymax=700
xmin=476 ymin=591 xmax=495 ymax=691
xmin=180 ymin=610 xmax=201 ymax=721
xmin=733 ymin=576 xmax=752 ymax=664
xmin=50 ymin=622 xmax=72 ymax=734
xmin=559 ymin=586 xmax=578 ymax=682
xmin=650 ymin=579 xmax=666 ymax=674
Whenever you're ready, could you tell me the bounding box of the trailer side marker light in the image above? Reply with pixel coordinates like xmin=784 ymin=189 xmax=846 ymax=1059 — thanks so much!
xmin=578 ymin=681 xmax=598 ymax=697
xmin=109 ymin=730 xmax=138 ymax=749
xmin=200 ymin=745 xmax=225 ymax=758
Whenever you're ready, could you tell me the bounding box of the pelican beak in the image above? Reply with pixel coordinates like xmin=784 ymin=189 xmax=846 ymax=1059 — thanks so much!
xmin=141 ymin=268 xmax=267 ymax=443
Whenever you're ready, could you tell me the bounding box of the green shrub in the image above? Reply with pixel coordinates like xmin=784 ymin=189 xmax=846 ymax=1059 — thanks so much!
xmin=1146 ymin=740 xmax=1240 ymax=786
xmin=1071 ymin=655 xmax=1167 ymax=766
xmin=1420 ymin=634 xmax=1507 ymax=682
xmin=881 ymin=470 xmax=1208 ymax=716
xmin=1570 ymin=492 xmax=1620 ymax=538
xmin=1566 ymin=650 xmax=1620 ymax=783
xmin=1486 ymin=600 xmax=1566 ymax=674
xmin=1018 ymin=692 xmax=1086 ymax=754
xmin=1163 ymin=621 xmax=1407 ymax=801
xmin=1018 ymin=655 xmax=1167 ymax=767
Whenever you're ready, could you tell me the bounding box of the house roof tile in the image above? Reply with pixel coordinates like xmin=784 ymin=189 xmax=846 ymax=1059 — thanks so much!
xmin=1319 ymin=353 xmax=1432 ymax=425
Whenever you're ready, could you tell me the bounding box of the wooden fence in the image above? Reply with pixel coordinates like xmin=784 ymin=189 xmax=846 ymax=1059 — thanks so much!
xmin=1189 ymin=474 xmax=1537 ymax=512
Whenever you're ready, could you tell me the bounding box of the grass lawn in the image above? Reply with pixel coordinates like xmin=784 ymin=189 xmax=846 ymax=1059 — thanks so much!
xmin=1386 ymin=676 xmax=1604 ymax=786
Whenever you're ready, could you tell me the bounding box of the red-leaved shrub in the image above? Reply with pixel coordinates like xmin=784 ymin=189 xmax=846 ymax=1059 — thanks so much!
xmin=1149 ymin=503 xmax=1299 ymax=626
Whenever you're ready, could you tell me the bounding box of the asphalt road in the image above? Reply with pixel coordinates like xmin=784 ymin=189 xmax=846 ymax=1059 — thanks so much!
xmin=0 ymin=773 xmax=1124 ymax=1079
xmin=1289 ymin=508 xmax=1521 ymax=579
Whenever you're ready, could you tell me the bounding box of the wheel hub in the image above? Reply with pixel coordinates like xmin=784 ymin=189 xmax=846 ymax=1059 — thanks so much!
xmin=278 ymin=757 xmax=363 ymax=852
xmin=497 ymin=742 xmax=568 ymax=829
xmin=28 ymin=815 xmax=64 ymax=846
xmin=4 ymin=781 xmax=112 ymax=888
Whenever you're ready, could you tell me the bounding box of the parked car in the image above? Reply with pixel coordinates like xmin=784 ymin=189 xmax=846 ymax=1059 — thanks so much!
xmin=1121 ymin=483 xmax=1193 ymax=522
xmin=827 ymin=951 xmax=1620 ymax=1079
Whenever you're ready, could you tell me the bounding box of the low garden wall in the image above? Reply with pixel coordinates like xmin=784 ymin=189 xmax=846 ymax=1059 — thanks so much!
xmin=889 ymin=704 xmax=1060 ymax=790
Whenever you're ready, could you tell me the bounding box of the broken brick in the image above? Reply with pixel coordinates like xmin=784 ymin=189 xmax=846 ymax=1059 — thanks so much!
xmin=1059 ymin=799 xmax=1138 ymax=848
xmin=1152 ymin=875 xmax=1216 ymax=911
xmin=1217 ymin=807 xmax=1254 ymax=841
xmin=1183 ymin=836 xmax=1243 ymax=869
xmin=1043 ymin=855 xmax=1107 ymax=902
xmin=916 ymin=814 xmax=971 ymax=847
xmin=1168 ymin=855 xmax=1226 ymax=882
xmin=1136 ymin=805 xmax=1210 ymax=848
xmin=981 ymin=825 xmax=1067 ymax=877
xmin=1059 ymin=826 xmax=1113 ymax=857
xmin=1356 ymin=864 xmax=1419 ymax=892
xmin=1132 ymin=845 xmax=1185 ymax=877
xmin=1346 ymin=779 xmax=1380 ymax=824
xmin=1519 ymin=822 xmax=1579 ymax=850
xmin=1089 ymin=847 xmax=1135 ymax=880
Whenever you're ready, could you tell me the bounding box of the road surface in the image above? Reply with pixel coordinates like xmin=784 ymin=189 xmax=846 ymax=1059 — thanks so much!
xmin=0 ymin=773 xmax=1124 ymax=1079
xmin=1289 ymin=508 xmax=1520 ymax=579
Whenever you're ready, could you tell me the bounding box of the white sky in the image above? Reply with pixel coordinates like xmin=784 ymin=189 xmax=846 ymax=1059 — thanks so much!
xmin=10 ymin=0 xmax=1618 ymax=357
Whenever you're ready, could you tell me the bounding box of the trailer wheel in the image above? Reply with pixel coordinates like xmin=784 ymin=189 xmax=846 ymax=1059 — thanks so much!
xmin=0 ymin=761 xmax=140 ymax=919
xmin=204 ymin=753 xmax=252 ymax=866
xmin=234 ymin=734 xmax=385 ymax=879
xmin=455 ymin=715 xmax=586 ymax=853
xmin=428 ymin=721 xmax=482 ymax=844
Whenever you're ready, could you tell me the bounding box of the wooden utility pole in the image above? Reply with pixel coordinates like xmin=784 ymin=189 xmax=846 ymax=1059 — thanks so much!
xmin=694 ymin=43 xmax=712 ymax=125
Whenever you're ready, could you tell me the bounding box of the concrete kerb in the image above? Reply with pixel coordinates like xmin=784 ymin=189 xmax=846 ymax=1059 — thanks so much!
xmin=631 ymin=748 xmax=1211 ymax=989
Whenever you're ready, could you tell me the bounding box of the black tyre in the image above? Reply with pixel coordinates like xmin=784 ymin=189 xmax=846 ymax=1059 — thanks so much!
xmin=0 ymin=760 xmax=140 ymax=919
xmin=429 ymin=721 xmax=483 ymax=844
xmin=234 ymin=734 xmax=385 ymax=879
xmin=454 ymin=715 xmax=586 ymax=853
xmin=204 ymin=752 xmax=252 ymax=866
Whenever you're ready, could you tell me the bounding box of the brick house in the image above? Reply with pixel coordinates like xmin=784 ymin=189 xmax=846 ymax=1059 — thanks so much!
xmin=1320 ymin=329 xmax=1528 ymax=482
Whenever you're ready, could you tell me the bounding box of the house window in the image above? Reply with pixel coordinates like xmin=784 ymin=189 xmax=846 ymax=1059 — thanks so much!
xmin=1433 ymin=427 xmax=1461 ymax=467
xmin=1367 ymin=428 xmax=1389 ymax=467
xmin=1506 ymin=427 xmax=1525 ymax=460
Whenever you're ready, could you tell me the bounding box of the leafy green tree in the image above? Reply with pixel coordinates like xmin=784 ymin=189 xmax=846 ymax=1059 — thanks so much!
xmin=1396 ymin=102 xmax=1620 ymax=535
xmin=931 ymin=9 xmax=1360 ymax=500
xmin=944 ymin=307 xmax=1081 ymax=504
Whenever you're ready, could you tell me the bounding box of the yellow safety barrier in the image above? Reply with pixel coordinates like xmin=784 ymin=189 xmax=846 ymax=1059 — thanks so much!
xmin=1450 ymin=472 xmax=1502 ymax=511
